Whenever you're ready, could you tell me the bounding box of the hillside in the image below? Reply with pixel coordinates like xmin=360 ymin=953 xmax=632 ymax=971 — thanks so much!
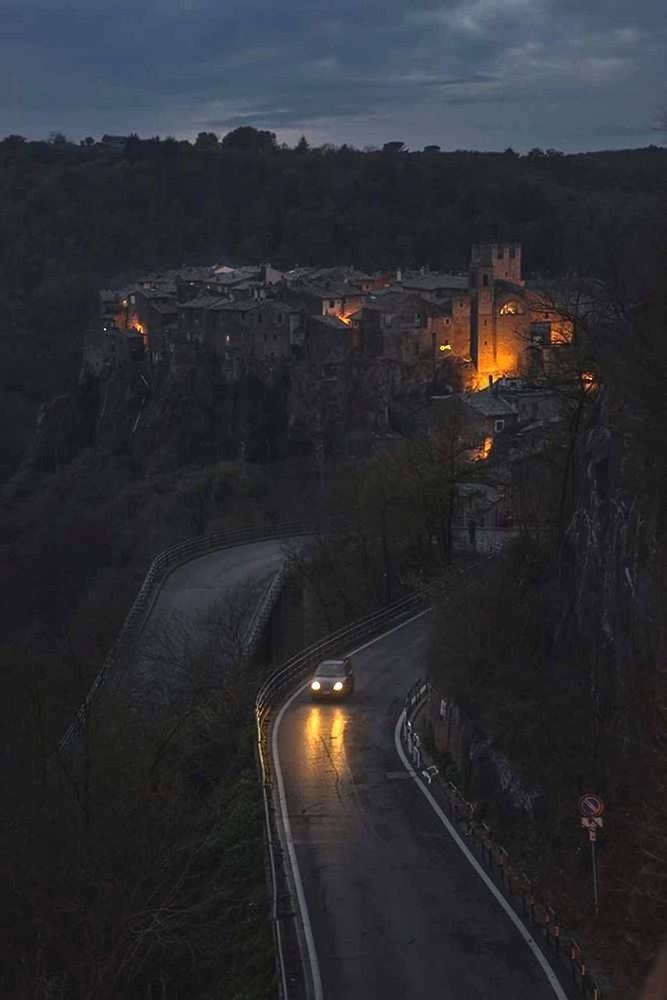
xmin=1 ymin=131 xmax=666 ymax=479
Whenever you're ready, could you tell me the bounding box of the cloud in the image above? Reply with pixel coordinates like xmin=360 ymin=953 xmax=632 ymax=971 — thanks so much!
xmin=0 ymin=0 xmax=664 ymax=150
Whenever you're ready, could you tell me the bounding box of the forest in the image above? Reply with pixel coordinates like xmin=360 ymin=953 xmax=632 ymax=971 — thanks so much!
xmin=1 ymin=127 xmax=666 ymax=480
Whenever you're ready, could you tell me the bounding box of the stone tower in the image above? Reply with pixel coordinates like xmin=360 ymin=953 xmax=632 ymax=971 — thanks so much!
xmin=469 ymin=242 xmax=524 ymax=379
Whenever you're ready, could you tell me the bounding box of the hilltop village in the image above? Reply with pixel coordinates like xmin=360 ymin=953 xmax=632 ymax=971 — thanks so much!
xmin=83 ymin=243 xmax=591 ymax=533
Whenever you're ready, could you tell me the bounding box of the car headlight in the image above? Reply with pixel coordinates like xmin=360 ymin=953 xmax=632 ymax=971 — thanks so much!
xmin=311 ymin=681 xmax=321 ymax=691
xmin=333 ymin=681 xmax=344 ymax=691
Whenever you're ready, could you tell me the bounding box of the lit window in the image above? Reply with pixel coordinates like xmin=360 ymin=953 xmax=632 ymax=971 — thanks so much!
xmin=499 ymin=301 xmax=522 ymax=316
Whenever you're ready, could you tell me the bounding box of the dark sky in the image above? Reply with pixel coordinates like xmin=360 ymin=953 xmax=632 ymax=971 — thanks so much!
xmin=1 ymin=0 xmax=665 ymax=150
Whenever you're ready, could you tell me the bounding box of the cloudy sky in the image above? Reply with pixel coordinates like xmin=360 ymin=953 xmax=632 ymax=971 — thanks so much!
xmin=1 ymin=0 xmax=665 ymax=151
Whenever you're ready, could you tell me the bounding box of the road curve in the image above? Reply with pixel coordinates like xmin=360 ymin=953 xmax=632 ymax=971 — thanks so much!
xmin=153 ymin=539 xmax=290 ymax=623
xmin=127 ymin=539 xmax=292 ymax=705
xmin=273 ymin=616 xmax=561 ymax=1000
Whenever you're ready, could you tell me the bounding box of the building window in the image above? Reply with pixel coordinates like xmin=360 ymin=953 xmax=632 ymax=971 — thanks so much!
xmin=499 ymin=300 xmax=522 ymax=316
xmin=509 ymin=246 xmax=516 ymax=259
xmin=494 ymin=419 xmax=505 ymax=432
xmin=329 ymin=300 xmax=336 ymax=308
xmin=497 ymin=247 xmax=504 ymax=259
xmin=482 ymin=274 xmax=489 ymax=287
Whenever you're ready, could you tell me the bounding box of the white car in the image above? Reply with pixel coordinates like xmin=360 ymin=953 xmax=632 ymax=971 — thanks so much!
xmin=310 ymin=657 xmax=354 ymax=700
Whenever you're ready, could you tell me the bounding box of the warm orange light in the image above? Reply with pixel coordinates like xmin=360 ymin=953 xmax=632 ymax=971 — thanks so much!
xmin=476 ymin=436 xmax=493 ymax=461
xmin=580 ymin=370 xmax=596 ymax=391
xmin=439 ymin=343 xmax=451 ymax=352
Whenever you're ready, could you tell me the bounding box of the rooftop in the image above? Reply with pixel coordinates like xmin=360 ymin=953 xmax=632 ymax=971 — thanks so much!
xmin=181 ymin=295 xmax=229 ymax=310
xmin=462 ymin=387 xmax=516 ymax=417
xmin=299 ymin=279 xmax=365 ymax=299
xmin=311 ymin=315 xmax=349 ymax=330
xmin=398 ymin=273 xmax=469 ymax=292
xmin=208 ymin=299 xmax=259 ymax=313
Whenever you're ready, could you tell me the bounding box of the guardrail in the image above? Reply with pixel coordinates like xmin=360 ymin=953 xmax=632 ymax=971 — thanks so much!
xmin=241 ymin=562 xmax=291 ymax=658
xmin=59 ymin=518 xmax=329 ymax=750
xmin=254 ymin=592 xmax=430 ymax=999
xmin=400 ymin=681 xmax=604 ymax=1000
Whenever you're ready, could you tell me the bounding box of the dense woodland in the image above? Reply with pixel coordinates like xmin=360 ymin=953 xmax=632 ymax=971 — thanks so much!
xmin=1 ymin=127 xmax=666 ymax=478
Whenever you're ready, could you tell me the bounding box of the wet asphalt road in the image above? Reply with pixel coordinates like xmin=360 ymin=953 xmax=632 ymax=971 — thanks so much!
xmin=274 ymin=617 xmax=560 ymax=1000
xmin=153 ymin=539 xmax=290 ymax=622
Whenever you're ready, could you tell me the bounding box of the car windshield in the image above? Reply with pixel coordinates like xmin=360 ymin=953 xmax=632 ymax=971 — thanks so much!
xmin=315 ymin=661 xmax=346 ymax=677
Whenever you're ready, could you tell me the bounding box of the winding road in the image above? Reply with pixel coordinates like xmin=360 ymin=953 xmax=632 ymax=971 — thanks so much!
xmin=152 ymin=539 xmax=290 ymax=623
xmin=273 ymin=615 xmax=566 ymax=1000
xmin=127 ymin=539 xmax=293 ymax=707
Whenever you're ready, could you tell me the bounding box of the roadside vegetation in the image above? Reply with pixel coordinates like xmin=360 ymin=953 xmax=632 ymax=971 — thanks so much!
xmin=425 ymin=245 xmax=667 ymax=997
xmin=2 ymin=584 xmax=276 ymax=999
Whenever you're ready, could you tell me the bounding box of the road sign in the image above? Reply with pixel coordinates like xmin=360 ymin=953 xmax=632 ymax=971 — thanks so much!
xmin=578 ymin=793 xmax=605 ymax=819
xmin=581 ymin=816 xmax=604 ymax=828
xmin=578 ymin=797 xmax=605 ymax=916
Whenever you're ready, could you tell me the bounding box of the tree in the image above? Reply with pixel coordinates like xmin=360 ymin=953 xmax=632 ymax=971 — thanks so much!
xmin=383 ymin=141 xmax=405 ymax=153
xmin=221 ymin=126 xmax=277 ymax=153
xmin=295 ymin=135 xmax=310 ymax=153
xmin=195 ymin=131 xmax=218 ymax=150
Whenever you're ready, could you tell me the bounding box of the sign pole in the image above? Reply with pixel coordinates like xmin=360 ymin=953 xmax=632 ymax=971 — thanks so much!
xmin=578 ymin=793 xmax=605 ymax=918
xmin=591 ymin=835 xmax=600 ymax=917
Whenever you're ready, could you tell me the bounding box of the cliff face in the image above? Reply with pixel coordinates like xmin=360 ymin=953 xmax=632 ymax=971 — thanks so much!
xmin=558 ymin=367 xmax=667 ymax=991
xmin=560 ymin=386 xmax=658 ymax=758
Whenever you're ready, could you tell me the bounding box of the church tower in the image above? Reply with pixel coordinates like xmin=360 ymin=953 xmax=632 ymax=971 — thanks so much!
xmin=469 ymin=244 xmax=496 ymax=378
xmin=469 ymin=242 xmax=524 ymax=380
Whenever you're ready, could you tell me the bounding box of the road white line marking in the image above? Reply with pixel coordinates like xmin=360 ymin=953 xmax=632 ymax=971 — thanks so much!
xmin=271 ymin=607 xmax=430 ymax=1000
xmin=393 ymin=711 xmax=569 ymax=1000
xmin=273 ymin=685 xmax=324 ymax=1000
xmin=346 ymin=608 xmax=431 ymax=657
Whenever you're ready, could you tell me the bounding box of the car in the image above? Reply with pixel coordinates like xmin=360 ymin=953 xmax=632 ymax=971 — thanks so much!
xmin=310 ymin=656 xmax=354 ymax=700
